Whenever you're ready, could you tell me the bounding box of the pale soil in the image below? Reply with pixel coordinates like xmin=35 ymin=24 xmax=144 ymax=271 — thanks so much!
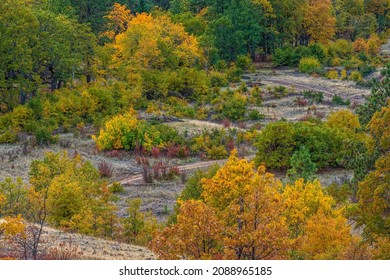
xmin=41 ymin=226 xmax=155 ymax=260
xmin=0 ymin=219 xmax=155 ymax=260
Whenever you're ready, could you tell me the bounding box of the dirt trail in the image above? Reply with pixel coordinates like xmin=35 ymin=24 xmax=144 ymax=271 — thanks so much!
xmin=248 ymin=71 xmax=370 ymax=104
xmin=114 ymin=155 xmax=255 ymax=185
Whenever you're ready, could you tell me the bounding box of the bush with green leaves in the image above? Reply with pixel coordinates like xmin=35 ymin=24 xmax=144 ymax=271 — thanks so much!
xmin=255 ymin=121 xmax=296 ymax=170
xmin=331 ymin=95 xmax=351 ymax=106
xmin=209 ymin=71 xmax=228 ymax=87
xmin=273 ymin=44 xmax=327 ymax=67
xmin=219 ymin=92 xmax=248 ymax=121
xmin=303 ymin=91 xmax=324 ymax=103
xmin=356 ymin=64 xmax=390 ymax=126
xmin=349 ymin=71 xmax=363 ymax=82
xmin=93 ymin=110 xmax=183 ymax=152
xmin=299 ymin=57 xmax=322 ymax=74
xmin=255 ymin=119 xmax=368 ymax=171
xmin=287 ymin=146 xmax=318 ymax=182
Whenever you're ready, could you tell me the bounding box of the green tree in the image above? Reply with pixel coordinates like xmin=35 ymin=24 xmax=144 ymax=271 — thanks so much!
xmin=287 ymin=146 xmax=318 ymax=182
xmin=356 ymin=65 xmax=390 ymax=127
xmin=0 ymin=0 xmax=39 ymax=108
xmin=255 ymin=121 xmax=296 ymax=170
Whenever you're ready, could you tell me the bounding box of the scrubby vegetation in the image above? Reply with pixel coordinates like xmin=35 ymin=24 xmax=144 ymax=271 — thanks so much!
xmin=1 ymin=0 xmax=389 ymax=261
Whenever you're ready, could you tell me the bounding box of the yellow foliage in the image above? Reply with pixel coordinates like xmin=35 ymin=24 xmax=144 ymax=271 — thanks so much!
xmin=282 ymin=179 xmax=335 ymax=239
xmin=102 ymin=3 xmax=132 ymax=40
xmin=150 ymin=199 xmax=223 ymax=260
xmin=367 ymin=34 xmax=382 ymax=55
xmin=303 ymin=0 xmax=336 ymax=44
xmin=353 ymin=38 xmax=368 ymax=53
xmin=0 ymin=215 xmax=26 ymax=240
xmin=327 ymin=109 xmax=361 ymax=132
xmin=113 ymin=12 xmax=202 ymax=71
xmin=341 ymin=69 xmax=348 ymax=80
xmin=326 ymin=70 xmax=339 ymax=79
xmin=298 ymin=210 xmax=351 ymax=259
xmin=368 ymin=101 xmax=390 ymax=152
xmin=93 ymin=109 xmax=139 ymax=151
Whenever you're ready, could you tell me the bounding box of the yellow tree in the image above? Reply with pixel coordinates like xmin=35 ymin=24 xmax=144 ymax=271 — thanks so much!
xmin=102 ymin=3 xmax=133 ymax=40
xmin=303 ymin=0 xmax=336 ymax=44
xmin=282 ymin=179 xmax=354 ymax=259
xmin=150 ymin=199 xmax=223 ymax=260
xmin=151 ymin=151 xmax=289 ymax=260
xmin=202 ymin=151 xmax=289 ymax=260
xmin=0 ymin=215 xmax=27 ymax=259
xmin=112 ymin=12 xmax=202 ymax=71
xmin=368 ymin=101 xmax=390 ymax=154
xmin=298 ymin=210 xmax=352 ymax=259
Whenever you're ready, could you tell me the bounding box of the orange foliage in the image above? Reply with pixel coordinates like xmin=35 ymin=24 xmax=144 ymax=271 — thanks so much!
xmin=304 ymin=0 xmax=336 ymax=44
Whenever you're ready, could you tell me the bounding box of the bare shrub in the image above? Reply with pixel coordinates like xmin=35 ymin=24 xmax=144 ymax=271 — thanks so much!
xmin=98 ymin=161 xmax=114 ymax=178
xmin=222 ymin=119 xmax=231 ymax=128
xmin=151 ymin=147 xmax=160 ymax=158
xmin=43 ymin=241 xmax=83 ymax=260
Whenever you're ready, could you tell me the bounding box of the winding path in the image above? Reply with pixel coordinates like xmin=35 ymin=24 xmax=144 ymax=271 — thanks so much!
xmin=112 ymin=155 xmax=255 ymax=185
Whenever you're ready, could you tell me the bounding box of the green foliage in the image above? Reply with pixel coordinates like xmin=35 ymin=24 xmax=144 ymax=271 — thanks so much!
xmin=303 ymin=91 xmax=324 ymax=103
xmin=248 ymin=109 xmax=264 ymax=121
xmin=28 ymin=151 xmax=118 ymax=237
xmin=109 ymin=182 xmax=125 ymax=194
xmin=121 ymin=198 xmax=159 ymax=245
xmin=209 ymin=71 xmax=228 ymax=87
xmin=331 ymin=95 xmax=351 ymax=106
xmin=299 ymin=57 xmax=322 ymax=74
xmin=204 ymin=0 xmax=267 ymax=62
xmin=220 ymin=92 xmax=248 ymax=121
xmin=325 ymin=183 xmax=352 ymax=205
xmin=93 ymin=110 xmax=183 ymax=152
xmin=255 ymin=117 xmax=369 ymax=171
xmin=273 ymin=44 xmax=327 ymax=67
xmin=287 ymin=146 xmax=318 ymax=183
xmin=0 ymin=177 xmax=28 ymax=217
xmin=255 ymin=121 xmax=296 ymax=170
xmin=356 ymin=65 xmax=390 ymax=127
xmin=349 ymin=71 xmax=363 ymax=82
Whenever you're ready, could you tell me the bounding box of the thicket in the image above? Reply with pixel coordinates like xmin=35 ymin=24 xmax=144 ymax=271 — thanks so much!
xmin=255 ymin=110 xmax=371 ymax=171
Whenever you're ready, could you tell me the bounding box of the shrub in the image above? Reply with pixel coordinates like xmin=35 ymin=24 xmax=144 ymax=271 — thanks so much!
xmin=221 ymin=92 xmax=247 ymax=121
xmin=0 ymin=130 xmax=17 ymax=143
xmin=93 ymin=109 xmax=183 ymax=152
xmin=349 ymin=71 xmax=363 ymax=82
xmin=248 ymin=109 xmax=264 ymax=120
xmin=236 ymin=55 xmax=252 ymax=70
xmin=353 ymin=38 xmax=368 ymax=54
xmin=226 ymin=64 xmax=244 ymax=82
xmin=206 ymin=145 xmax=228 ymax=160
xmin=329 ymin=39 xmax=353 ymax=59
xmin=255 ymin=122 xmax=296 ymax=170
xmin=332 ymin=95 xmax=351 ymax=106
xmin=303 ymin=91 xmax=324 ymax=103
xmin=98 ymin=161 xmax=114 ymax=178
xmin=209 ymin=71 xmax=228 ymax=87
xmin=109 ymin=182 xmax=125 ymax=194
xmin=34 ymin=125 xmax=55 ymax=145
xmin=294 ymin=98 xmax=308 ymax=107
xmin=341 ymin=70 xmax=348 ymax=80
xmin=326 ymin=70 xmax=339 ymax=79
xmin=299 ymin=57 xmax=321 ymax=74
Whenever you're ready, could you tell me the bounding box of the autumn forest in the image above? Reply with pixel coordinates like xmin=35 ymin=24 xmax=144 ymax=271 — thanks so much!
xmin=0 ymin=0 xmax=389 ymax=260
